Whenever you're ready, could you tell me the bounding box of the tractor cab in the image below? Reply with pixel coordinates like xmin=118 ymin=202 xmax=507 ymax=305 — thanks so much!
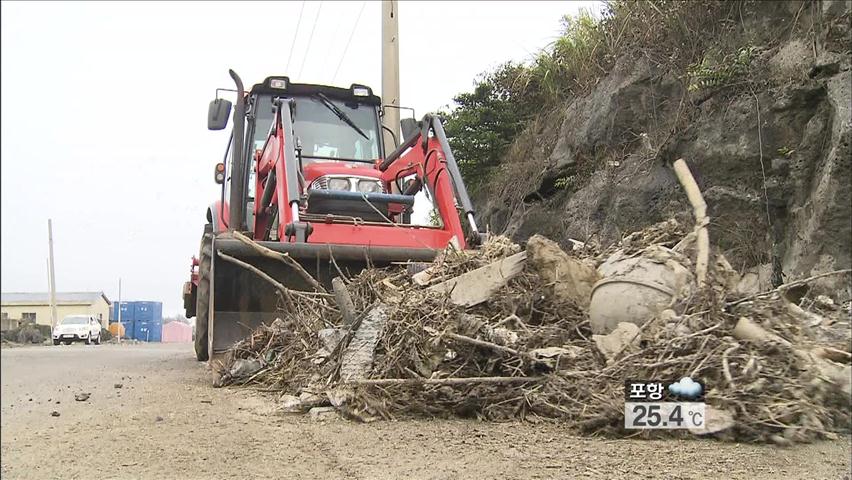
xmin=245 ymin=78 xmax=393 ymax=226
xmin=211 ymin=76 xmax=413 ymax=233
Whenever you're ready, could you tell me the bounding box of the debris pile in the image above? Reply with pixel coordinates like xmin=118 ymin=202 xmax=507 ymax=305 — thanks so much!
xmin=218 ymin=222 xmax=851 ymax=443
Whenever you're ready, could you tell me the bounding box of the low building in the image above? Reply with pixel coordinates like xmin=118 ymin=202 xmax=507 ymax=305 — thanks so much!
xmin=162 ymin=321 xmax=192 ymax=343
xmin=1 ymin=292 xmax=111 ymax=330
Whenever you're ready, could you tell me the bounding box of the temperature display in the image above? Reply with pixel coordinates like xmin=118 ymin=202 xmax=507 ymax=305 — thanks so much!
xmin=624 ymin=402 xmax=706 ymax=429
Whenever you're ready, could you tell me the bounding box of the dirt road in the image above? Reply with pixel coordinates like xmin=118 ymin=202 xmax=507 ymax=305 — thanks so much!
xmin=1 ymin=343 xmax=849 ymax=480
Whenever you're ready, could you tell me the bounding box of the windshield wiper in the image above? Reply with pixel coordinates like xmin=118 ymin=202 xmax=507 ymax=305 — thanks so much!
xmin=313 ymin=92 xmax=369 ymax=140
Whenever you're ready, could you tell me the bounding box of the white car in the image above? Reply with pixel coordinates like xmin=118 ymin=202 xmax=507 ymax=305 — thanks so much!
xmin=53 ymin=315 xmax=102 ymax=345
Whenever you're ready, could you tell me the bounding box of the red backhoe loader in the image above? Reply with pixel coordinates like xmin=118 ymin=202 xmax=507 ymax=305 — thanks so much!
xmin=183 ymin=70 xmax=483 ymax=361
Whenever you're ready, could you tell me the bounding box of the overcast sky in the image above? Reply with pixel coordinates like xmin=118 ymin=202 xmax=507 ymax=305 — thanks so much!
xmin=1 ymin=1 xmax=603 ymax=316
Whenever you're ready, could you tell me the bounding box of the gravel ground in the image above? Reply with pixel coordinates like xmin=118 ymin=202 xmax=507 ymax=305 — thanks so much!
xmin=1 ymin=342 xmax=849 ymax=480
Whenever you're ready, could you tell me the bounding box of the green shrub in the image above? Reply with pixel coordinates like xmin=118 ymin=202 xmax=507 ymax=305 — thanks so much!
xmin=439 ymin=62 xmax=541 ymax=191
xmin=442 ymin=1 xmax=750 ymax=190
xmin=100 ymin=328 xmax=113 ymax=341
xmin=687 ymin=46 xmax=756 ymax=92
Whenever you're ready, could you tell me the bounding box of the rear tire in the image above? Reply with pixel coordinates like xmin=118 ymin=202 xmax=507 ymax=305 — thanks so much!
xmin=194 ymin=226 xmax=213 ymax=361
xmin=94 ymin=333 xmax=101 ymax=345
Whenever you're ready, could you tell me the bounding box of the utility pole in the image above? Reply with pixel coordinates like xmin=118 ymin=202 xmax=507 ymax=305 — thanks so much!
xmin=46 ymin=258 xmax=50 ymax=325
xmin=381 ymin=0 xmax=400 ymax=150
xmin=48 ymin=219 xmax=58 ymax=330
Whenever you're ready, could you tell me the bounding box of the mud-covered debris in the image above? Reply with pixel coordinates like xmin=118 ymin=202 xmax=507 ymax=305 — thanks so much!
xmin=218 ymin=231 xmax=852 ymax=444
xmin=339 ymin=305 xmax=387 ymax=381
xmin=593 ymin=323 xmax=640 ymax=363
xmin=308 ymin=406 xmax=337 ymax=421
xmin=298 ymin=391 xmax=328 ymax=409
xmin=279 ymin=395 xmax=303 ymax=413
xmin=314 ymin=328 xmax=346 ymax=362
xmin=690 ymin=406 xmax=736 ymax=435
xmin=530 ymin=346 xmax=584 ymax=360
xmin=428 ymin=252 xmax=527 ymax=307
xmin=530 ymin=346 xmax=585 ymax=370
xmin=114 ymin=383 xmax=123 ymax=389
xmin=483 ymin=326 xmax=518 ymax=347
xmin=527 ymin=234 xmax=598 ymax=308
xmin=50 ymin=411 xmax=60 ymax=417
xmin=74 ymin=393 xmax=91 ymax=402
xmin=229 ymin=359 xmax=262 ymax=378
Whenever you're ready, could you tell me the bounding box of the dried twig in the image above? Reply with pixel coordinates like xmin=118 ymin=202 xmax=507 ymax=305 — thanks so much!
xmin=233 ymin=231 xmax=327 ymax=293
xmin=728 ymin=269 xmax=852 ymax=307
xmin=347 ymin=376 xmax=544 ymax=386
xmin=218 ymin=251 xmax=292 ymax=298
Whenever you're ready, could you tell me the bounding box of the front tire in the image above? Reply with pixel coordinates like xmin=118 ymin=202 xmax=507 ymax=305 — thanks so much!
xmin=194 ymin=226 xmax=213 ymax=361
xmin=53 ymin=339 xmax=60 ymax=346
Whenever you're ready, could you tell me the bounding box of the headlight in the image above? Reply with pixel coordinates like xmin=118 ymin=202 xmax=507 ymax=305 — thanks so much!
xmin=357 ymin=179 xmax=382 ymax=194
xmin=328 ymin=178 xmax=351 ymax=191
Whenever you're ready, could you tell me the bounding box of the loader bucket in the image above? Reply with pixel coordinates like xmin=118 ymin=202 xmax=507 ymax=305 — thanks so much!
xmin=209 ymin=235 xmax=438 ymax=355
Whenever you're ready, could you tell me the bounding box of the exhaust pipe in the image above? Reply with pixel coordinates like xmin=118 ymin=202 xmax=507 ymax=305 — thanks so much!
xmin=228 ymin=69 xmax=246 ymax=232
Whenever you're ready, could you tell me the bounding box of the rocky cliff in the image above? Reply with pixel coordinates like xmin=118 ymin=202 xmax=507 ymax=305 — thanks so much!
xmin=475 ymin=0 xmax=851 ymax=300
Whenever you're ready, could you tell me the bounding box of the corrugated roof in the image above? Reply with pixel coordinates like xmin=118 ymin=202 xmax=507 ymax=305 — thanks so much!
xmin=1 ymin=291 xmax=111 ymax=305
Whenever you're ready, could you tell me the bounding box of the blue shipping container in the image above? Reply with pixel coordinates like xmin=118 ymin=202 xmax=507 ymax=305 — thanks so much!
xmin=120 ymin=321 xmax=134 ymax=339
xmin=113 ymin=302 xmax=134 ymax=322
xmin=134 ymin=321 xmax=162 ymax=342
xmin=133 ymin=302 xmax=163 ymax=323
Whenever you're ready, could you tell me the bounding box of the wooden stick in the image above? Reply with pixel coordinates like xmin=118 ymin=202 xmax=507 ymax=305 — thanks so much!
xmin=732 ymin=317 xmax=790 ymax=346
xmin=727 ymin=269 xmax=852 ymax=307
xmin=722 ymin=344 xmax=739 ymax=388
xmin=442 ymin=332 xmax=540 ymax=362
xmin=812 ymin=346 xmax=852 ymax=362
xmin=332 ymin=277 xmax=357 ymax=327
xmin=232 ymin=231 xmax=327 ymax=293
xmin=217 ymin=251 xmax=291 ymax=297
xmin=672 ymin=159 xmax=709 ymax=287
xmin=346 ymin=376 xmax=544 ymax=386
xmin=444 ymin=332 xmax=520 ymax=356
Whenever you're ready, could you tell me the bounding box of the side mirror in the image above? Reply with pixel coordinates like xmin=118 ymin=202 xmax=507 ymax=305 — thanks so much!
xmin=208 ymin=99 xmax=232 ymax=130
xmin=400 ymin=118 xmax=419 ymax=141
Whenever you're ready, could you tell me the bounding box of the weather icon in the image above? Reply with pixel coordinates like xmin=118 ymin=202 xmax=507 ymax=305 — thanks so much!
xmin=668 ymin=377 xmax=703 ymax=399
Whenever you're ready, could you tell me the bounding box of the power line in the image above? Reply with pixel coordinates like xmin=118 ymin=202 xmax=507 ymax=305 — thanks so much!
xmin=332 ymin=1 xmax=367 ymax=83
xmin=285 ymin=1 xmax=307 ymax=73
xmin=297 ymin=1 xmax=323 ymax=79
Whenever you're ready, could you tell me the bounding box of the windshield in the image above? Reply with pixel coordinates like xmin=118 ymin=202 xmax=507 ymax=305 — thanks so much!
xmin=251 ymin=94 xmax=381 ymax=163
xmin=61 ymin=316 xmax=89 ymax=325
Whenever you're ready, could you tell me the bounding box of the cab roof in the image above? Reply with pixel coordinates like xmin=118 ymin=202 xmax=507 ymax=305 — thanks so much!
xmin=249 ymin=76 xmax=381 ymax=106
